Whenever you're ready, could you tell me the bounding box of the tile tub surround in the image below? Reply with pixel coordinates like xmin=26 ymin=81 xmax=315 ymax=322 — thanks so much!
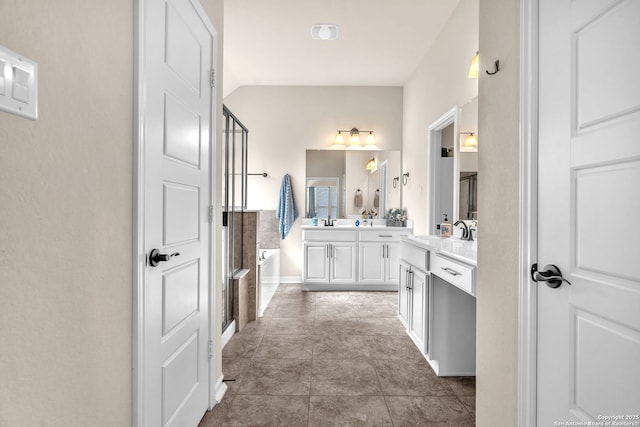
xmin=199 ymin=284 xmax=475 ymax=426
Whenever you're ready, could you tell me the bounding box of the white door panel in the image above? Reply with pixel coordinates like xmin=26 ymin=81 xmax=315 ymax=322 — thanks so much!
xmin=537 ymin=0 xmax=640 ymax=423
xmin=162 ymin=260 xmax=200 ymax=335
xmin=164 ymin=94 xmax=202 ymax=167
xmin=163 ymin=183 xmax=200 ymax=245
xmin=161 ymin=332 xmax=200 ymax=424
xmin=139 ymin=0 xmax=215 ymax=426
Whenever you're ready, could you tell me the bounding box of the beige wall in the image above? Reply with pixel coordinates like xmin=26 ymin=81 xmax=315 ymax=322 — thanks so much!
xmin=477 ymin=0 xmax=520 ymax=425
xmin=0 ymin=0 xmax=225 ymax=425
xmin=402 ymin=0 xmax=479 ymax=235
xmin=0 ymin=1 xmax=133 ymax=425
xmin=224 ymin=86 xmax=403 ymax=278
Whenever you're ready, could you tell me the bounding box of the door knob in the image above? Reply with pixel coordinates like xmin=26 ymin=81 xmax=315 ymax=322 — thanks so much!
xmin=531 ymin=263 xmax=571 ymax=288
xmin=149 ymin=249 xmax=180 ymax=267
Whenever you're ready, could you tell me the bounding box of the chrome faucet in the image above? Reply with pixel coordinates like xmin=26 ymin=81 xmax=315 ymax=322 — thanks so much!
xmin=453 ymin=220 xmax=473 ymax=241
xmin=324 ymin=215 xmax=334 ymax=226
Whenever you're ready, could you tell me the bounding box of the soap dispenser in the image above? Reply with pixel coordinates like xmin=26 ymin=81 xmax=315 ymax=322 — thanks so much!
xmin=440 ymin=214 xmax=451 ymax=238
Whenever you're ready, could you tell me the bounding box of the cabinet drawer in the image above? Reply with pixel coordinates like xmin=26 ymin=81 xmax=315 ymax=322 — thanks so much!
xmin=359 ymin=229 xmax=409 ymax=242
xmin=431 ymin=253 xmax=476 ymax=296
xmin=400 ymin=242 xmax=429 ymax=271
xmin=303 ymin=230 xmax=357 ymax=242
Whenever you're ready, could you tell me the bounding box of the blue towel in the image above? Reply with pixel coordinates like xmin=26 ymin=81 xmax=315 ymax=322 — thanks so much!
xmin=277 ymin=174 xmax=299 ymax=239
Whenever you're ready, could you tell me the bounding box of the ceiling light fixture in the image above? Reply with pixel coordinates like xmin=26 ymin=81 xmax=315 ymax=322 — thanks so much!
xmin=311 ymin=24 xmax=338 ymax=41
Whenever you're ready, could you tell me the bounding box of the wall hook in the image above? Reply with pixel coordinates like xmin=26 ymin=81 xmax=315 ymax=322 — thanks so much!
xmin=402 ymin=173 xmax=410 ymax=186
xmin=486 ymin=60 xmax=500 ymax=75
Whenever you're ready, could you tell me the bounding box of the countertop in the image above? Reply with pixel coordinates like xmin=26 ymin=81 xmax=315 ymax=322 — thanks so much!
xmin=402 ymin=235 xmax=477 ymax=266
xmin=301 ymin=218 xmax=413 ymax=231
xmin=301 ymin=224 xmax=412 ymax=231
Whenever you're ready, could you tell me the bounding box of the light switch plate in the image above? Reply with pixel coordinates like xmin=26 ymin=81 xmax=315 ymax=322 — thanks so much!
xmin=0 ymin=45 xmax=38 ymax=120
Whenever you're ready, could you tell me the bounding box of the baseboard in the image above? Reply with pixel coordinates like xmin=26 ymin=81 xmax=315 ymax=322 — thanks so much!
xmin=279 ymin=276 xmax=302 ymax=284
xmin=302 ymin=283 xmax=397 ymax=291
xmin=214 ymin=374 xmax=227 ymax=405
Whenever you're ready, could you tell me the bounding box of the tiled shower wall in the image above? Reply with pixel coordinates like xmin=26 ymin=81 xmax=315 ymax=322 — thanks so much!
xmin=258 ymin=210 xmax=280 ymax=250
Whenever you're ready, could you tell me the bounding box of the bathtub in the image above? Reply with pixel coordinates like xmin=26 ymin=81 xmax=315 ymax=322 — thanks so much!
xmin=257 ymin=249 xmax=280 ymax=317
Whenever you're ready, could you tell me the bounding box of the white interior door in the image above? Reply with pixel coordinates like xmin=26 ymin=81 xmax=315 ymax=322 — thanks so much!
xmin=138 ymin=0 xmax=216 ymax=426
xmin=537 ymin=0 xmax=640 ymax=423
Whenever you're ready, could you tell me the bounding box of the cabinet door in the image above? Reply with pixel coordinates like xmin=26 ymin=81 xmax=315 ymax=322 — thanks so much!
xmin=304 ymin=243 xmax=329 ymax=283
xmin=330 ymin=243 xmax=357 ymax=283
xmin=398 ymin=261 xmax=410 ymax=327
xmin=359 ymin=242 xmax=385 ymax=283
xmin=409 ymin=269 xmax=428 ymax=352
xmin=385 ymin=242 xmax=401 ymax=283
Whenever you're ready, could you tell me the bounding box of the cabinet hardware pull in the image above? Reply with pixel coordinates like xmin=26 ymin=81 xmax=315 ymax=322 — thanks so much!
xmin=441 ymin=266 xmax=461 ymax=276
xmin=379 ymin=234 xmax=393 ymax=238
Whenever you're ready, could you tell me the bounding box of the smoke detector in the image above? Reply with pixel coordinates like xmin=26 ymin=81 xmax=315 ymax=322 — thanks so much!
xmin=311 ymin=24 xmax=338 ymax=40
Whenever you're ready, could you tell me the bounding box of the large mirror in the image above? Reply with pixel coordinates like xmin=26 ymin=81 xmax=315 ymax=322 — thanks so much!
xmin=305 ymin=149 xmax=401 ymax=219
xmin=428 ymin=97 xmax=478 ymax=233
xmin=458 ymin=97 xmax=478 ymax=220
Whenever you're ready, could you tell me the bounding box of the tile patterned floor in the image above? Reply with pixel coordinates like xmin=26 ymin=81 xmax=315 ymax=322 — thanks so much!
xmin=199 ymin=284 xmax=475 ymax=426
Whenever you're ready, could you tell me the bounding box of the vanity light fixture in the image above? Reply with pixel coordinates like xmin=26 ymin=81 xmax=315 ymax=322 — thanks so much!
xmin=365 ymin=157 xmax=377 ymax=171
xmin=468 ymin=51 xmax=479 ymax=79
xmin=334 ymin=128 xmax=375 ymax=147
xmin=366 ymin=131 xmax=375 ymax=145
xmin=460 ymin=132 xmax=478 ymax=152
xmin=350 ymin=128 xmax=360 ymax=145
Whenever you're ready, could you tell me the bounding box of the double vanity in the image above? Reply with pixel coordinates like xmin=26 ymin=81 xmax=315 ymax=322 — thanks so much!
xmin=301 ymin=219 xmax=477 ymax=376
xmin=301 ymin=220 xmax=413 ymax=291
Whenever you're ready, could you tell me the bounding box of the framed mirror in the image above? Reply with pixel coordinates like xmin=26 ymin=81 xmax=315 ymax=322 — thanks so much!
xmin=305 ymin=149 xmax=400 ymax=219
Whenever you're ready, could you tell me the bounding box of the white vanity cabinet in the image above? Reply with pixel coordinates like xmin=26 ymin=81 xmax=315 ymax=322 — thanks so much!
xmin=400 ymin=235 xmax=477 ymax=376
xmin=398 ymin=241 xmax=430 ymax=352
xmin=302 ymin=225 xmax=412 ymax=291
xmin=303 ymin=230 xmax=357 ymax=286
xmin=358 ymin=230 xmax=405 ymax=284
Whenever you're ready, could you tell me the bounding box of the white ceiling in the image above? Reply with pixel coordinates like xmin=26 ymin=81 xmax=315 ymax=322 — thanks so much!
xmin=223 ymin=0 xmax=461 ymax=97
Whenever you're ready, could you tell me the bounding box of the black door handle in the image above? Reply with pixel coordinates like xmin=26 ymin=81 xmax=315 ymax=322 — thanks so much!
xmin=149 ymin=249 xmax=180 ymax=267
xmin=531 ymin=263 xmax=571 ymax=288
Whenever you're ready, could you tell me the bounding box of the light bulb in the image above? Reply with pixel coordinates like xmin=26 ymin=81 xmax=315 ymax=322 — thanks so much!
xmin=366 ymin=131 xmax=375 ymax=145
xmin=468 ymin=52 xmax=479 ymax=79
